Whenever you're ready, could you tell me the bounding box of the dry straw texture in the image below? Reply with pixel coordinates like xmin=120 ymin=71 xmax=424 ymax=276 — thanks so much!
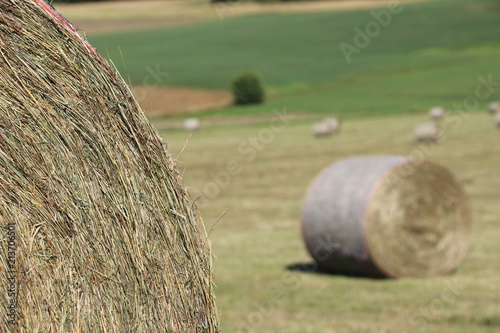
xmin=0 ymin=0 xmax=219 ymax=332
xmin=302 ymin=156 xmax=472 ymax=278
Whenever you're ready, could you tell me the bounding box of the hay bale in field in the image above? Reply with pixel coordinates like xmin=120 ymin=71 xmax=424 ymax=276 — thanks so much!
xmin=495 ymin=112 xmax=500 ymax=128
xmin=0 ymin=1 xmax=219 ymax=332
xmin=414 ymin=122 xmax=439 ymax=143
xmin=301 ymin=156 xmax=472 ymax=278
xmin=429 ymin=106 xmax=445 ymax=120
xmin=323 ymin=117 xmax=341 ymax=133
xmin=312 ymin=117 xmax=340 ymax=137
xmin=488 ymin=102 xmax=499 ymax=114
xmin=185 ymin=117 xmax=202 ymax=131
xmin=313 ymin=122 xmax=332 ymax=137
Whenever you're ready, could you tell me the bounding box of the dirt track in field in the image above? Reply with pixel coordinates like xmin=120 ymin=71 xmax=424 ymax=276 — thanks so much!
xmin=132 ymin=86 xmax=232 ymax=117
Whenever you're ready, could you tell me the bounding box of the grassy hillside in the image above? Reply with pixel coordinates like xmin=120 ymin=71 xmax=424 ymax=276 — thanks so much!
xmin=89 ymin=0 xmax=500 ymax=116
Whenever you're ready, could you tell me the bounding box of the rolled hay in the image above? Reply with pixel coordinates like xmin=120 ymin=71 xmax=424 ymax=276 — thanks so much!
xmin=301 ymin=156 xmax=472 ymax=278
xmin=495 ymin=112 xmax=500 ymax=128
xmin=323 ymin=117 xmax=341 ymax=134
xmin=312 ymin=117 xmax=340 ymax=137
xmin=414 ymin=122 xmax=439 ymax=143
xmin=488 ymin=101 xmax=499 ymax=114
xmin=184 ymin=117 xmax=202 ymax=132
xmin=429 ymin=106 xmax=445 ymax=120
xmin=0 ymin=1 xmax=219 ymax=332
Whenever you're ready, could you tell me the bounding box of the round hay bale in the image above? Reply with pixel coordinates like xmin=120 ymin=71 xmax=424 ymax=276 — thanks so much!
xmin=414 ymin=122 xmax=439 ymax=143
xmin=313 ymin=121 xmax=332 ymax=137
xmin=323 ymin=117 xmax=341 ymax=134
xmin=0 ymin=1 xmax=219 ymax=332
xmin=312 ymin=118 xmax=340 ymax=137
xmin=301 ymin=156 xmax=472 ymax=278
xmin=488 ymin=101 xmax=499 ymax=114
xmin=495 ymin=112 xmax=500 ymax=128
xmin=429 ymin=106 xmax=445 ymax=120
xmin=184 ymin=118 xmax=202 ymax=131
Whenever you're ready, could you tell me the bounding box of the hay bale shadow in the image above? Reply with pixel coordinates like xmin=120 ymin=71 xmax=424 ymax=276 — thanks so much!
xmin=286 ymin=262 xmax=387 ymax=280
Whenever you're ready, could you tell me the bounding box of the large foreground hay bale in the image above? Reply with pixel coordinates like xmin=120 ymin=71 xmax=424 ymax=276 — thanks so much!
xmin=301 ymin=156 xmax=472 ymax=278
xmin=0 ymin=1 xmax=219 ymax=332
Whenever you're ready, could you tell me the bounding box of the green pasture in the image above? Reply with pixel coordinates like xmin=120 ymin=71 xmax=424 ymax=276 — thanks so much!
xmin=89 ymin=0 xmax=500 ymax=117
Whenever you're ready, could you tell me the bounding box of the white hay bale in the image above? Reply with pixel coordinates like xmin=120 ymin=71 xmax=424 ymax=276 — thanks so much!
xmin=429 ymin=106 xmax=445 ymax=120
xmin=313 ymin=118 xmax=340 ymax=137
xmin=184 ymin=118 xmax=202 ymax=131
xmin=414 ymin=122 xmax=439 ymax=143
xmin=488 ymin=102 xmax=499 ymax=114
xmin=301 ymin=156 xmax=472 ymax=278
xmin=323 ymin=117 xmax=341 ymax=134
xmin=313 ymin=122 xmax=331 ymax=137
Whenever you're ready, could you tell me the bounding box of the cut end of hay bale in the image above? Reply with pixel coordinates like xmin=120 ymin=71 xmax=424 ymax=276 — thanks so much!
xmin=365 ymin=160 xmax=472 ymax=278
xmin=301 ymin=156 xmax=472 ymax=278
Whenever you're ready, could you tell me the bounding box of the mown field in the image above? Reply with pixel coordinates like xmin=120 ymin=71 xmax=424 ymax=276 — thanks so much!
xmin=163 ymin=112 xmax=500 ymax=333
xmin=60 ymin=0 xmax=500 ymax=332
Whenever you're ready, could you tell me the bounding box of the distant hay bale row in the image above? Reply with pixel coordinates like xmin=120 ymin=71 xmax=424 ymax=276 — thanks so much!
xmin=0 ymin=1 xmax=219 ymax=332
xmin=414 ymin=122 xmax=439 ymax=143
xmin=301 ymin=156 xmax=472 ymax=278
xmin=313 ymin=117 xmax=341 ymax=137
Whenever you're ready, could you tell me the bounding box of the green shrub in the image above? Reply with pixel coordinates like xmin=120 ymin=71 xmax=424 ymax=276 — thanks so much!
xmin=231 ymin=72 xmax=265 ymax=105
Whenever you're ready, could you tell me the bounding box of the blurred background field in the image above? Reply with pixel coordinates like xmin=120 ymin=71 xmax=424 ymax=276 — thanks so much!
xmin=57 ymin=0 xmax=500 ymax=332
xmin=62 ymin=0 xmax=500 ymax=118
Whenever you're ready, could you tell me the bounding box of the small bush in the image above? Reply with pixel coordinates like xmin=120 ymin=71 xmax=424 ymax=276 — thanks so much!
xmin=232 ymin=72 xmax=265 ymax=105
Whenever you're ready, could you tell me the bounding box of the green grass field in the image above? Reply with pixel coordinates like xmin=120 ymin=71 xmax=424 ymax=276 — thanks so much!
xmin=86 ymin=0 xmax=500 ymax=331
xmin=89 ymin=0 xmax=500 ymax=117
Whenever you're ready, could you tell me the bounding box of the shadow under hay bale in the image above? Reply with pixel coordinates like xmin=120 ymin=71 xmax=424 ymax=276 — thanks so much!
xmin=301 ymin=156 xmax=472 ymax=278
xmin=0 ymin=1 xmax=219 ymax=332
